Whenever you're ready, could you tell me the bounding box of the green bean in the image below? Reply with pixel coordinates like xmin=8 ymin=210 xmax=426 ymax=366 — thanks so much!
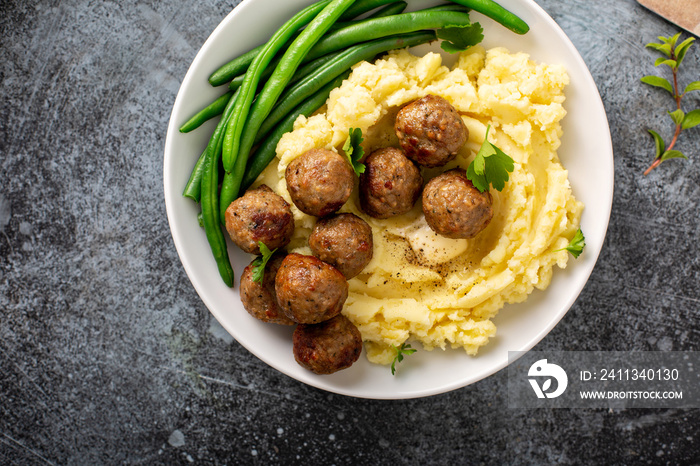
xmin=225 ymin=7 xmax=470 ymax=94
xmin=423 ymin=3 xmax=471 ymax=12
xmin=223 ymin=0 xmax=355 ymax=176
xmin=182 ymin=89 xmax=239 ymax=203
xmin=344 ymin=1 xmax=407 ymax=20
xmin=226 ymin=3 xmax=456 ymax=93
xmin=183 ymin=149 xmax=206 ymax=201
xmin=208 ymin=1 xmax=332 ymax=87
xmin=340 ymin=0 xmax=404 ymax=20
xmin=446 ymin=0 xmax=529 ymax=34
xmin=200 ymin=145 xmax=234 ymax=287
xmin=286 ymin=51 xmax=344 ymax=88
xmin=254 ymin=31 xmax=437 ymax=145
xmin=228 ymin=48 xmax=342 ymax=92
xmin=196 ymin=86 xmax=242 ymax=285
xmin=179 ymin=90 xmax=233 ymax=133
xmin=224 ymin=2 xmax=409 ymax=94
xmin=241 ymin=71 xmax=351 ymax=192
xmin=303 ymin=10 xmax=475 ymax=61
xmin=218 ymin=169 xmax=237 ymax=224
xmin=222 ymin=0 xmax=354 ymax=175
xmin=209 ymin=46 xmax=264 ymax=88
xmin=226 ymin=1 xmax=409 ymax=92
xmin=208 ymin=0 xmax=399 ymax=87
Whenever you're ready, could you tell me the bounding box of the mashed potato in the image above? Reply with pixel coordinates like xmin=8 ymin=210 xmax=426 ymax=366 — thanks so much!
xmin=253 ymin=46 xmax=583 ymax=365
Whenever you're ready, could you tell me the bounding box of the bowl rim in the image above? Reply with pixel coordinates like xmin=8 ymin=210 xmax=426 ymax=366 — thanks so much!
xmin=163 ymin=0 xmax=614 ymax=399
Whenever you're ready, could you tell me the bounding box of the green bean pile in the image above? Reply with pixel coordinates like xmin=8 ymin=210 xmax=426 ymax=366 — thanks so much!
xmin=179 ymin=0 xmax=529 ymax=286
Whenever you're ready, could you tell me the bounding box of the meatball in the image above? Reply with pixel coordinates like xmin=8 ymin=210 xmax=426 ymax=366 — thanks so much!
xmin=293 ymin=314 xmax=362 ymax=374
xmin=422 ymin=168 xmax=493 ymax=239
xmin=224 ymin=184 xmax=294 ymax=254
xmin=309 ymin=213 xmax=373 ymax=279
xmin=395 ymin=94 xmax=468 ymax=168
xmin=359 ymin=147 xmax=423 ymax=219
xmin=285 ymin=148 xmax=354 ymax=217
xmin=275 ymin=253 xmax=348 ymax=324
xmin=239 ymin=253 xmax=295 ymax=325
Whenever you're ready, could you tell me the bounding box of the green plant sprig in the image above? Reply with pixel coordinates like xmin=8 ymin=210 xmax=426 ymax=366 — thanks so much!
xmin=555 ymin=228 xmax=585 ymax=258
xmin=641 ymin=33 xmax=700 ymax=175
xmin=390 ymin=343 xmax=417 ymax=375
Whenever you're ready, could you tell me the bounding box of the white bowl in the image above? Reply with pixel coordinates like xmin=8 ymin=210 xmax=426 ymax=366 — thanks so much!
xmin=164 ymin=0 xmax=614 ymax=399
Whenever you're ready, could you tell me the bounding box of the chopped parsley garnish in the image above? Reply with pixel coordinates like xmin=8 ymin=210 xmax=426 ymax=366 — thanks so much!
xmin=390 ymin=343 xmax=417 ymax=375
xmin=251 ymin=241 xmax=277 ymax=283
xmin=343 ymin=127 xmax=366 ymax=176
xmin=557 ymin=228 xmax=586 ymax=258
xmin=437 ymin=23 xmax=484 ymax=54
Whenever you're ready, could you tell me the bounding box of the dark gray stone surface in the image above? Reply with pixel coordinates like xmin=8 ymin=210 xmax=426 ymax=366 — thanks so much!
xmin=1 ymin=0 xmax=698 ymax=464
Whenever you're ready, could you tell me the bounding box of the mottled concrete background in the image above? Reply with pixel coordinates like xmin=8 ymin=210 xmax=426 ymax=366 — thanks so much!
xmin=1 ymin=0 xmax=699 ymax=464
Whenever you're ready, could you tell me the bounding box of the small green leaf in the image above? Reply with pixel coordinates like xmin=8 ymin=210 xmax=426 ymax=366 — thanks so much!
xmin=646 ymin=42 xmax=672 ymax=56
xmin=667 ymin=32 xmax=682 ymax=48
xmin=684 ymin=81 xmax=700 ymax=94
xmin=660 ymin=150 xmax=688 ymax=161
xmin=654 ymin=58 xmax=677 ymax=69
xmin=390 ymin=343 xmax=417 ymax=375
xmin=437 ymin=23 xmax=484 ymax=54
xmin=467 ymin=161 xmax=488 ymax=193
xmin=681 ymin=109 xmax=700 ymax=130
xmin=473 ymin=149 xmax=487 ymax=174
xmin=647 ymin=129 xmax=665 ymax=159
xmin=641 ymin=76 xmax=674 ymax=94
xmin=466 ymin=125 xmax=514 ymax=193
xmin=675 ymin=37 xmax=695 ymax=66
xmin=474 ymin=125 xmax=495 ymax=175
xmin=484 ymin=146 xmax=515 ymax=192
xmin=668 ymin=109 xmax=685 ymax=126
xmin=556 ymin=228 xmax=585 ymax=258
xmin=251 ymin=241 xmax=277 ymax=283
xmin=343 ymin=127 xmax=366 ymax=176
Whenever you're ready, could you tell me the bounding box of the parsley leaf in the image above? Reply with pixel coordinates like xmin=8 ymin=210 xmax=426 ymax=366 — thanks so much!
xmin=251 ymin=241 xmax=277 ymax=283
xmin=466 ymin=125 xmax=515 ymax=193
xmin=390 ymin=343 xmax=417 ymax=375
xmin=437 ymin=23 xmax=484 ymax=54
xmin=342 ymin=127 xmax=366 ymax=176
xmin=557 ymin=228 xmax=585 ymax=258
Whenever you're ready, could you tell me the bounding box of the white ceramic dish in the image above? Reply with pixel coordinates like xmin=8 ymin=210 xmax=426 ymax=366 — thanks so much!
xmin=164 ymin=0 xmax=614 ymax=399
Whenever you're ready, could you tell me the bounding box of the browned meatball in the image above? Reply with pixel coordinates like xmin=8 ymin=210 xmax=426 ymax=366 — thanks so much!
xmin=285 ymin=148 xmax=354 ymax=217
xmin=239 ymin=253 xmax=295 ymax=325
xmin=309 ymin=213 xmax=373 ymax=279
xmin=224 ymin=185 xmax=295 ymax=254
xmin=359 ymin=147 xmax=423 ymax=219
xmin=275 ymin=253 xmax=348 ymax=324
xmin=293 ymin=314 xmax=362 ymax=374
xmin=422 ymin=169 xmax=493 ymax=239
xmin=395 ymin=94 xmax=468 ymax=168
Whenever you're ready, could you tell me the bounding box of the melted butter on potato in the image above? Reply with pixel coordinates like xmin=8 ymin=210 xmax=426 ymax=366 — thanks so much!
xmin=255 ymin=46 xmax=583 ymax=365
